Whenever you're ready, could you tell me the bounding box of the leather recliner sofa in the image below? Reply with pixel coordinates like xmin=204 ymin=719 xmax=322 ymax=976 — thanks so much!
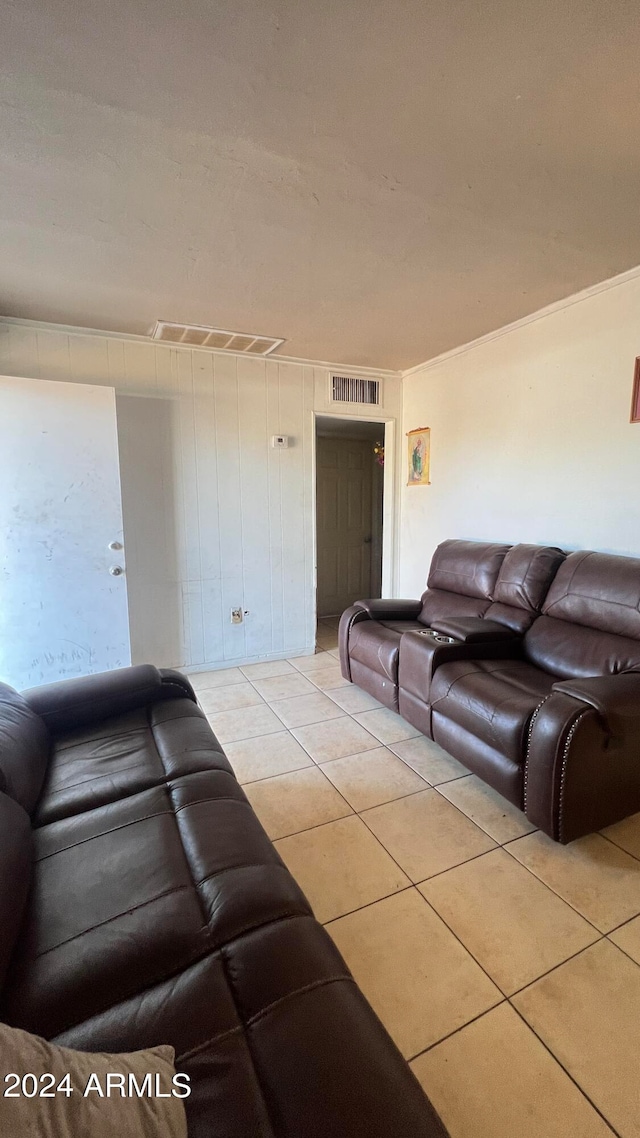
xmin=0 ymin=665 xmax=448 ymax=1138
xmin=342 ymin=542 xmax=640 ymax=843
xmin=339 ymin=539 xmax=565 ymax=711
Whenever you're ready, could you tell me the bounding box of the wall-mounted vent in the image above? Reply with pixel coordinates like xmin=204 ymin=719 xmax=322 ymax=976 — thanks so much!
xmin=331 ymin=375 xmax=381 ymax=405
xmin=151 ymin=322 xmax=285 ymax=356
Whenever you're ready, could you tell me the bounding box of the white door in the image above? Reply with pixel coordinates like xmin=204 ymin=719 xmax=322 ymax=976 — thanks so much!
xmin=0 ymin=376 xmax=131 ymax=689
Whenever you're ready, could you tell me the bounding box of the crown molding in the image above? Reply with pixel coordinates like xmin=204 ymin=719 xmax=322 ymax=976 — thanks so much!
xmin=6 ymin=259 xmax=639 ymax=382
xmin=0 ymin=315 xmax=399 ymax=379
xmin=400 ymin=262 xmax=640 ymax=378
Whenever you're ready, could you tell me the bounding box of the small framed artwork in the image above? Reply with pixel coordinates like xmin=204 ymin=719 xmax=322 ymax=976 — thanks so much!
xmin=631 ymin=358 xmax=640 ymax=423
xmin=407 ymin=427 xmax=431 ymax=486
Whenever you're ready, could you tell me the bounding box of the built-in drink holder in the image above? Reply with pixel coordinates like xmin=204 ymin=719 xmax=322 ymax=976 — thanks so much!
xmin=415 ymin=630 xmax=457 ymax=644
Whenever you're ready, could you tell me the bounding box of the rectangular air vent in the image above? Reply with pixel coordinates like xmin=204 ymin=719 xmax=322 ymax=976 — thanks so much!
xmin=152 ymin=322 xmax=285 ymax=356
xmin=331 ymin=375 xmax=381 ymax=405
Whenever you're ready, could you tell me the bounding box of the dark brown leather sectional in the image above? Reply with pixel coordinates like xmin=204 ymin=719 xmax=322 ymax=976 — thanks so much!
xmin=340 ymin=540 xmax=640 ymax=843
xmin=0 ymin=666 xmax=447 ymax=1137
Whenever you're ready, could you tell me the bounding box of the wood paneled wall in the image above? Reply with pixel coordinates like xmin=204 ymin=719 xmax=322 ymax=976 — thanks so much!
xmin=0 ymin=322 xmax=399 ymax=669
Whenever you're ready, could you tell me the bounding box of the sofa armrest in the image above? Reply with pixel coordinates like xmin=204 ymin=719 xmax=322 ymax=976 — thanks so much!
xmin=429 ymin=616 xmax=520 ymax=644
xmin=552 ymin=673 xmax=640 ymax=737
xmin=22 ymin=665 xmax=196 ymax=734
xmin=338 ymin=606 xmax=371 ymax=681
xmin=354 ymin=598 xmax=423 ymax=620
xmin=524 ymin=673 xmax=640 ymax=842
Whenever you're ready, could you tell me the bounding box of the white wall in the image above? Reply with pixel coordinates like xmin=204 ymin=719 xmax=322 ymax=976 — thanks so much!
xmin=0 ymin=322 xmax=400 ymax=669
xmin=400 ymin=272 xmax=640 ymax=597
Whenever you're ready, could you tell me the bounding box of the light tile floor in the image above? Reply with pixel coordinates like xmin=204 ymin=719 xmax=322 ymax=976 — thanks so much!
xmin=188 ymin=615 xmax=640 ymax=1138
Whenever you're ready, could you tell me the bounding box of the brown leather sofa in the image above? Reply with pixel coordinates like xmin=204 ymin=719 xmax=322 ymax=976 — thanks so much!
xmin=0 ymin=665 xmax=447 ymax=1137
xmin=339 ymin=540 xmax=564 ymax=711
xmin=342 ymin=542 xmax=640 ymax=843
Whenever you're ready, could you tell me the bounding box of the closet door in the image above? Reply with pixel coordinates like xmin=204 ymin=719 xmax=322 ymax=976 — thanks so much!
xmin=316 ymin=435 xmax=373 ymax=617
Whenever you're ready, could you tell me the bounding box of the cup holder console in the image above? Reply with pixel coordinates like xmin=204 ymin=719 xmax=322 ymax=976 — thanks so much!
xmin=415 ymin=630 xmax=457 ymax=644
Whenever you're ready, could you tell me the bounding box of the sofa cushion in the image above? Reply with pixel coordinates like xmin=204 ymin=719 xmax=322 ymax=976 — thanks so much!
xmin=542 ymin=550 xmax=640 ymax=638
xmin=419 ymin=588 xmax=492 ymax=626
xmin=349 ymin=622 xmax=402 ymax=682
xmin=524 ymin=550 xmax=640 ymax=677
xmin=53 ymin=917 xmax=447 ymax=1138
xmin=424 ymin=540 xmax=510 ymax=600
xmin=0 ymin=683 xmax=50 ymax=814
xmin=430 ymin=658 xmax=554 ymax=763
xmin=378 ymin=620 xmax=425 ymax=634
xmin=34 ymin=698 xmax=232 ymax=826
xmin=484 ymin=544 xmax=566 ymax=632
xmin=52 ymin=915 xmax=349 ymax=1059
xmin=0 ymin=793 xmax=33 ymax=988
xmin=491 ymin=544 xmax=565 ymax=613
xmin=525 ymin=616 xmax=640 ymax=679
xmin=3 ymin=770 xmax=310 ymax=1038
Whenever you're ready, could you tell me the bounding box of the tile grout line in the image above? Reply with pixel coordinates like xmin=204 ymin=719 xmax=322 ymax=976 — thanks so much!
xmin=413 ymin=888 xmax=517 ymax=999
xmin=407 ymin=998 xmax=621 ymax=1138
xmin=199 ymin=664 xmax=640 ymax=942
xmin=197 ymin=646 xmax=640 ymax=1134
xmin=245 ymin=662 xmax=640 ymax=943
xmin=428 ymin=779 xmax=532 ymax=844
xmin=402 ymin=889 xmax=613 ymax=1096
xmin=504 ymin=936 xmax=607 ymax=1002
xmin=265 ymin=806 xmax=355 ymax=843
xmin=325 ymin=849 xmax=621 ymax=1137
xmin=602 ymin=934 xmax=640 ymax=969
xmin=597 ymin=828 xmax=640 ymax=864
xmin=498 ymin=840 xmax=624 ymax=939
xmin=202 ymin=658 xmax=640 ymax=971
xmin=320 ymin=882 xmax=416 ymax=928
xmin=405 ymin=998 xmax=509 ymax=1063
xmin=506 ymin=1002 xmax=623 ymax=1138
xmin=238 ymin=760 xmax=318 ymax=787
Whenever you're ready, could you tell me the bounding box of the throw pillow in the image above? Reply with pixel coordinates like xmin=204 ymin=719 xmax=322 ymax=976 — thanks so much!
xmin=0 ymin=1022 xmax=188 ymax=1137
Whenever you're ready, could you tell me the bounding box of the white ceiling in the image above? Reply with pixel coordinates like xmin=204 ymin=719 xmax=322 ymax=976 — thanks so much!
xmin=2 ymin=0 xmax=640 ymax=369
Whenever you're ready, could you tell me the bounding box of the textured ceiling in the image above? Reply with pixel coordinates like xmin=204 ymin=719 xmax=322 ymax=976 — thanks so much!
xmin=1 ymin=0 xmax=640 ymax=369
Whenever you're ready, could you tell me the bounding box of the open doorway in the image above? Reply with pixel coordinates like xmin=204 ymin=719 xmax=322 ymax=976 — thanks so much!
xmin=315 ymin=415 xmax=385 ymax=644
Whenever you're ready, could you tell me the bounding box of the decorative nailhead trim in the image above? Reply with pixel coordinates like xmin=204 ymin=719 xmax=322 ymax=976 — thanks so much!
xmin=558 ymin=711 xmax=589 ymax=843
xmin=523 ymin=695 xmax=552 ymax=814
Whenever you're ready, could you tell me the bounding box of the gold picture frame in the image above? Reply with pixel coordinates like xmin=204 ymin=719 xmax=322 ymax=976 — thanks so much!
xmin=407 ymin=427 xmax=431 ymax=486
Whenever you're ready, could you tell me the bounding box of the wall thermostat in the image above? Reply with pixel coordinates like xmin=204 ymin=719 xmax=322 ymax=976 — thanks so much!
xmin=271 ymin=435 xmax=289 ymax=448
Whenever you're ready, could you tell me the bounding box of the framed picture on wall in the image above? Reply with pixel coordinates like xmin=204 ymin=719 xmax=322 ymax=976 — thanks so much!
xmin=631 ymin=358 xmax=640 ymax=423
xmin=407 ymin=427 xmax=431 ymax=485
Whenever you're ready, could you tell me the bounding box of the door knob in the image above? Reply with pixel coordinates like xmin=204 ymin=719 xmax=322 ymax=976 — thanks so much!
xmin=363 ymin=536 xmax=372 ymax=544
xmin=109 ymin=565 xmax=124 ymax=576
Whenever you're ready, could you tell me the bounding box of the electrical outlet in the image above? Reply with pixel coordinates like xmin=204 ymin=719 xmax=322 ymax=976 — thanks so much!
xmin=231 ymin=608 xmax=243 ymax=624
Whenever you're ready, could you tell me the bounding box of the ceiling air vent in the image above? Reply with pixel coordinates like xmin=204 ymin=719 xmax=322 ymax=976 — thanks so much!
xmin=151 ymin=322 xmax=285 ymax=356
xmin=331 ymin=374 xmax=381 ymax=405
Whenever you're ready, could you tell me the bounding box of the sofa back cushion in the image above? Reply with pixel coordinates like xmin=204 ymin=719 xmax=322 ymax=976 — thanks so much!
xmin=419 ymin=540 xmax=510 ymax=625
xmin=484 ymin=544 xmax=566 ymax=632
xmin=0 ymin=792 xmax=33 ymax=989
xmin=0 ymin=683 xmax=50 ymax=814
xmin=419 ymin=588 xmax=494 ymax=625
xmin=524 ymin=551 xmax=640 ymax=677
